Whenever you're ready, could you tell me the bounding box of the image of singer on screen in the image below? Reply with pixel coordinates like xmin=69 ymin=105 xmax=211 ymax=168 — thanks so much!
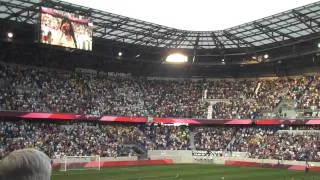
xmin=58 ymin=18 xmax=77 ymax=49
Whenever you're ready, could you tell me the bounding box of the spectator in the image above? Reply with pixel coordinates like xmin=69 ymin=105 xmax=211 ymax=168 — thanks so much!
xmin=0 ymin=148 xmax=52 ymax=180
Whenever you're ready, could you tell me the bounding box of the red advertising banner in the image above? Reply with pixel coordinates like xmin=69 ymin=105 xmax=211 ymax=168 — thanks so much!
xmin=305 ymin=120 xmax=320 ymax=125
xmin=153 ymin=118 xmax=252 ymax=125
xmin=224 ymin=120 xmax=253 ymax=125
xmin=0 ymin=111 xmax=99 ymax=121
xmin=0 ymin=111 xmax=319 ymax=125
xmin=255 ymin=119 xmax=320 ymax=125
xmin=255 ymin=119 xmax=283 ymax=125
xmin=100 ymin=116 xmax=147 ymax=123
xmin=153 ymin=118 xmax=198 ymax=124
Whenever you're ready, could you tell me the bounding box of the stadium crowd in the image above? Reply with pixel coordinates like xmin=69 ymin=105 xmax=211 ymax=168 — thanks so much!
xmin=0 ymin=119 xmax=319 ymax=162
xmin=0 ymin=62 xmax=319 ymax=119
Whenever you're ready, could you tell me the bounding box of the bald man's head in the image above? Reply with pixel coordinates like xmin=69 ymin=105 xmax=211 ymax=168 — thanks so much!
xmin=0 ymin=149 xmax=52 ymax=180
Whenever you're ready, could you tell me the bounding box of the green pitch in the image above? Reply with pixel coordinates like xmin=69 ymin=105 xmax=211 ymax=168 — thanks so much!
xmin=52 ymin=164 xmax=320 ymax=180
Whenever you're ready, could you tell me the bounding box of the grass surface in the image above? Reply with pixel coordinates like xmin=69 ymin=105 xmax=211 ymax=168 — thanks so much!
xmin=52 ymin=164 xmax=320 ymax=180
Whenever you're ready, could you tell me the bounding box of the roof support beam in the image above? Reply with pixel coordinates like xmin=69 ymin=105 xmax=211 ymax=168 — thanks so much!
xmin=95 ymin=21 xmax=172 ymax=45
xmin=223 ymin=30 xmax=255 ymax=48
xmin=92 ymin=17 xmax=174 ymax=40
xmin=154 ymin=29 xmax=179 ymax=45
xmin=129 ymin=28 xmax=158 ymax=44
xmin=164 ymin=32 xmax=188 ymax=48
xmin=23 ymin=10 xmax=38 ymax=23
xmin=95 ymin=19 xmax=132 ymax=38
xmin=103 ymin=18 xmax=130 ymax=36
xmin=253 ymin=22 xmax=294 ymax=40
xmin=5 ymin=5 xmax=23 ymax=22
xmin=4 ymin=1 xmax=45 ymax=21
xmin=157 ymin=29 xmax=178 ymax=40
xmin=292 ymin=10 xmax=319 ymax=33
xmin=173 ymin=33 xmax=190 ymax=48
xmin=223 ymin=33 xmax=241 ymax=48
xmin=193 ymin=33 xmax=200 ymax=49
xmin=191 ymin=34 xmax=201 ymax=62
xmin=43 ymin=0 xmax=91 ymax=16
xmin=210 ymin=32 xmax=225 ymax=50
xmin=229 ymin=7 xmax=320 ymax=39
xmin=253 ymin=24 xmax=278 ymax=42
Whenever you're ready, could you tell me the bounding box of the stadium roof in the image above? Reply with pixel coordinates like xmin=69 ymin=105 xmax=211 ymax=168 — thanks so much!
xmin=0 ymin=0 xmax=320 ymax=50
xmin=66 ymin=0 xmax=320 ymax=31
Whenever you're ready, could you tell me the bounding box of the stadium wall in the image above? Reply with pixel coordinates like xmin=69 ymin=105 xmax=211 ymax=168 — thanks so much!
xmin=148 ymin=150 xmax=193 ymax=163
xmin=148 ymin=150 xmax=320 ymax=172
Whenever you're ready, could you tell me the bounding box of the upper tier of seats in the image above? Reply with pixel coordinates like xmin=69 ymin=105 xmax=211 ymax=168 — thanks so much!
xmin=0 ymin=62 xmax=319 ymax=119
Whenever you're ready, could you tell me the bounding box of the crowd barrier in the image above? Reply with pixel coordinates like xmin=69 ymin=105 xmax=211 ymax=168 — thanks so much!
xmin=1 ymin=111 xmax=320 ymax=125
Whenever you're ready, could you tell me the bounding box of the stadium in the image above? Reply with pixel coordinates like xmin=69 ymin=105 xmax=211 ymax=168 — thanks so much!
xmin=0 ymin=0 xmax=320 ymax=179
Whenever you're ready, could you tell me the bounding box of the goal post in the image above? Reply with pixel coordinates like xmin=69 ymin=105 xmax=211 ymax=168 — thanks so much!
xmin=60 ymin=155 xmax=101 ymax=171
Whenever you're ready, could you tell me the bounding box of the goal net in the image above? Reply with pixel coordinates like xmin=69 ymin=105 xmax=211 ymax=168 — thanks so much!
xmin=60 ymin=156 xmax=101 ymax=171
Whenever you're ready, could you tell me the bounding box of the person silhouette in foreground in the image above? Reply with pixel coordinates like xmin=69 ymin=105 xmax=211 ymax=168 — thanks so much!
xmin=0 ymin=149 xmax=52 ymax=180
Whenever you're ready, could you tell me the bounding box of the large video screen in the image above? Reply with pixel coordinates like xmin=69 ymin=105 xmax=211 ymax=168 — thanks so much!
xmin=40 ymin=7 xmax=92 ymax=51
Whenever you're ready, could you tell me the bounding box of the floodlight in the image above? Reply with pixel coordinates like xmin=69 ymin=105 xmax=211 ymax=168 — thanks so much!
xmin=221 ymin=59 xmax=225 ymax=62
xmin=317 ymin=42 xmax=320 ymax=48
xmin=165 ymin=53 xmax=188 ymax=63
xmin=263 ymin=54 xmax=269 ymax=59
xmin=118 ymin=52 xmax=123 ymax=56
xmin=7 ymin=32 xmax=13 ymax=38
xmin=136 ymin=54 xmax=140 ymax=58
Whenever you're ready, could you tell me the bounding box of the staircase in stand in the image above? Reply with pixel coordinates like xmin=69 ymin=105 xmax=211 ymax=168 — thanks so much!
xmin=189 ymin=130 xmax=196 ymax=150
xmin=123 ymin=144 xmax=148 ymax=159
xmin=206 ymin=102 xmax=213 ymax=119
xmin=225 ymin=136 xmax=236 ymax=152
xmin=254 ymin=82 xmax=261 ymax=95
